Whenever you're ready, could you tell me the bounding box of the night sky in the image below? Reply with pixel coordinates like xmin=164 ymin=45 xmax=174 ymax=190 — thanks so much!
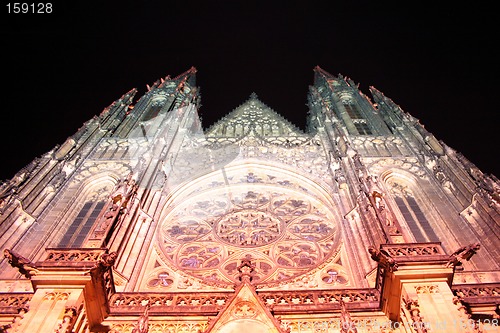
xmin=1 ymin=2 xmax=499 ymax=180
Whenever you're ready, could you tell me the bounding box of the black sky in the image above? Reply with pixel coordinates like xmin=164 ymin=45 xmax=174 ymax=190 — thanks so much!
xmin=1 ymin=1 xmax=499 ymax=180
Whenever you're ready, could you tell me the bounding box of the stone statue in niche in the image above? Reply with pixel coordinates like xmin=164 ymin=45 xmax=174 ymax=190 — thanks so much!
xmin=364 ymin=175 xmax=396 ymax=229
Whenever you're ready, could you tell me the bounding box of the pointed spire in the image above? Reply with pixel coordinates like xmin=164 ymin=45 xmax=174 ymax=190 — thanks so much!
xmin=339 ymin=300 xmax=358 ymax=333
xmin=131 ymin=305 xmax=149 ymax=333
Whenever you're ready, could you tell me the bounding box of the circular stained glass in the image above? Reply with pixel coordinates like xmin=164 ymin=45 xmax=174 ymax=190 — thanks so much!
xmin=158 ymin=186 xmax=340 ymax=286
xmin=215 ymin=210 xmax=284 ymax=247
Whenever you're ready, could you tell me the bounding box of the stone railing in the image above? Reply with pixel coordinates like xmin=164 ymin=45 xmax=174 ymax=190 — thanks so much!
xmin=380 ymin=242 xmax=449 ymax=263
xmin=41 ymin=248 xmax=105 ymax=265
xmin=109 ymin=292 xmax=232 ymax=315
xmin=0 ymin=292 xmax=32 ymax=314
xmin=381 ymin=242 xmax=446 ymax=257
xmin=109 ymin=288 xmax=381 ymax=315
xmin=452 ymin=283 xmax=500 ymax=305
xmin=259 ymin=288 xmax=380 ymax=313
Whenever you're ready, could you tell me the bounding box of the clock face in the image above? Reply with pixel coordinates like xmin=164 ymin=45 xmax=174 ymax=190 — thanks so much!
xmin=157 ymin=185 xmax=341 ymax=287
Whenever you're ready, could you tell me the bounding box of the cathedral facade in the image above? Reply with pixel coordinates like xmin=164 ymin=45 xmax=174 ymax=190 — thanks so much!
xmin=0 ymin=67 xmax=499 ymax=333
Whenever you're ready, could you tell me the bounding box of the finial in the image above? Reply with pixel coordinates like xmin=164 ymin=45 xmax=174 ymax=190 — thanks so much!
xmin=237 ymin=254 xmax=256 ymax=283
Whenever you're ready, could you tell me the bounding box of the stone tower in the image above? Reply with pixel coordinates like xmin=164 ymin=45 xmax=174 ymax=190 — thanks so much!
xmin=0 ymin=67 xmax=499 ymax=332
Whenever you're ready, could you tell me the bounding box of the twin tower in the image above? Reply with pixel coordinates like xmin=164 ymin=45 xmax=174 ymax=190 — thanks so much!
xmin=0 ymin=67 xmax=498 ymax=332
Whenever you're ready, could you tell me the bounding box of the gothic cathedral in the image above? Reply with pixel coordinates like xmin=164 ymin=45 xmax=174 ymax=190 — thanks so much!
xmin=0 ymin=67 xmax=499 ymax=333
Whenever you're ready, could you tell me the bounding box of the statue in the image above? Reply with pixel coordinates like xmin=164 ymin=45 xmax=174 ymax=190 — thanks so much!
xmin=87 ymin=251 xmax=118 ymax=276
xmin=368 ymin=246 xmax=398 ymax=272
xmin=3 ymin=249 xmax=38 ymax=278
xmin=97 ymin=251 xmax=117 ymax=269
xmin=446 ymin=243 xmax=480 ymax=268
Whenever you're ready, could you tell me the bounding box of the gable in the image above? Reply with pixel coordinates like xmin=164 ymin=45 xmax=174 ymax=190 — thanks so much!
xmin=205 ymin=93 xmax=305 ymax=138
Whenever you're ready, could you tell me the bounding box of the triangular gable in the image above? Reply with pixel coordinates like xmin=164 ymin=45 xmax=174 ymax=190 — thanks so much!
xmin=203 ymin=282 xmax=286 ymax=333
xmin=205 ymin=93 xmax=304 ymax=138
xmin=203 ymin=258 xmax=287 ymax=333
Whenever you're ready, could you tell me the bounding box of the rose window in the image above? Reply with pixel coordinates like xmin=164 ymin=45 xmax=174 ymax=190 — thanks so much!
xmin=216 ymin=211 xmax=283 ymax=247
xmin=158 ymin=187 xmax=340 ymax=286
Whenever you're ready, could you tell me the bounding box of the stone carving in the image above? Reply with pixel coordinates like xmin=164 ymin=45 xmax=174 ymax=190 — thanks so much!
xmin=3 ymin=249 xmax=38 ymax=278
xmin=237 ymin=255 xmax=256 ymax=283
xmin=147 ymin=272 xmax=174 ymax=288
xmin=43 ymin=292 xmax=70 ymax=301
xmin=159 ymin=188 xmax=340 ymax=286
xmin=109 ymin=322 xmax=208 ymax=333
xmin=403 ymin=298 xmax=428 ymax=333
xmin=44 ymin=249 xmax=103 ymax=262
xmin=446 ymin=243 xmax=481 ymax=268
xmin=414 ymin=284 xmax=439 ymax=294
xmin=232 ymin=301 xmax=257 ymax=318
xmin=367 ymin=247 xmax=398 ymax=272
xmin=260 ymin=289 xmax=379 ymax=308
xmin=216 ymin=211 xmax=282 ymax=247
xmin=452 ymin=296 xmax=484 ymax=333
xmin=382 ymin=243 xmax=444 ymax=257
xmin=55 ymin=306 xmax=78 ymax=333
xmin=0 ymin=159 xmax=39 ymax=210
xmin=131 ymin=305 xmax=149 ymax=333
xmin=339 ymin=299 xmax=357 ymax=333
xmin=111 ymin=292 xmax=229 ymax=309
xmin=453 ymin=283 xmax=500 ymax=299
xmin=0 ymin=325 xmax=11 ymax=333
xmin=96 ymin=251 xmax=118 ymax=270
xmin=363 ymin=175 xmax=398 ymax=232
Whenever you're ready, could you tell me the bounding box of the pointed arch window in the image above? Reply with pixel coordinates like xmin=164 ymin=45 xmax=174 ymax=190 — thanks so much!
xmin=142 ymin=103 xmax=163 ymax=122
xmin=389 ymin=182 xmax=439 ymax=243
xmin=58 ymin=200 xmax=106 ymax=248
xmin=341 ymin=98 xmax=372 ymax=135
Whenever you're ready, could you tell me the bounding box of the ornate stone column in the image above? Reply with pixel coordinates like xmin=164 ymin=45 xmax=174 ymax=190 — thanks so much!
xmin=4 ymin=248 xmax=116 ymax=333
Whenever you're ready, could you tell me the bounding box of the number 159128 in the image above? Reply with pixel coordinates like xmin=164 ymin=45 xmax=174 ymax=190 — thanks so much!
xmin=6 ymin=3 xmax=52 ymax=14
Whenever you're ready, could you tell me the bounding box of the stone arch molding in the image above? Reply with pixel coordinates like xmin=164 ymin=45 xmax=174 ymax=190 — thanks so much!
xmin=155 ymin=164 xmax=343 ymax=287
xmin=70 ymin=161 xmax=131 ymax=186
xmin=367 ymin=157 xmax=428 ymax=180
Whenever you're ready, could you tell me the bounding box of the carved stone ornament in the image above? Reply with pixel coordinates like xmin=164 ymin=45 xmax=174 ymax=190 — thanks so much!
xmin=446 ymin=243 xmax=481 ymax=268
xmin=3 ymin=249 xmax=38 ymax=278
xmin=367 ymin=246 xmax=398 ymax=272
xmin=158 ymin=187 xmax=341 ymax=287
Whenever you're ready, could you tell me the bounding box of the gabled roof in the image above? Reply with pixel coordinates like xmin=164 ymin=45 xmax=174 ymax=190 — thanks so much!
xmin=203 ymin=281 xmax=287 ymax=333
xmin=205 ymin=93 xmax=305 ymax=138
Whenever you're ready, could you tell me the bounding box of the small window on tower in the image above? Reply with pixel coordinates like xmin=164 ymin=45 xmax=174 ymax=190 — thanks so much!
xmin=342 ymin=100 xmax=372 ymax=135
xmin=344 ymin=103 xmax=364 ymax=119
xmin=142 ymin=104 xmax=163 ymax=122
xmin=354 ymin=122 xmax=372 ymax=135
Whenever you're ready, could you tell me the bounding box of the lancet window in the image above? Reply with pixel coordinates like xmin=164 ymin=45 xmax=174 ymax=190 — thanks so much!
xmin=340 ymin=96 xmax=372 ymax=135
xmin=58 ymin=200 xmax=106 ymax=247
xmin=388 ymin=180 xmax=439 ymax=243
xmin=142 ymin=102 xmax=164 ymax=122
